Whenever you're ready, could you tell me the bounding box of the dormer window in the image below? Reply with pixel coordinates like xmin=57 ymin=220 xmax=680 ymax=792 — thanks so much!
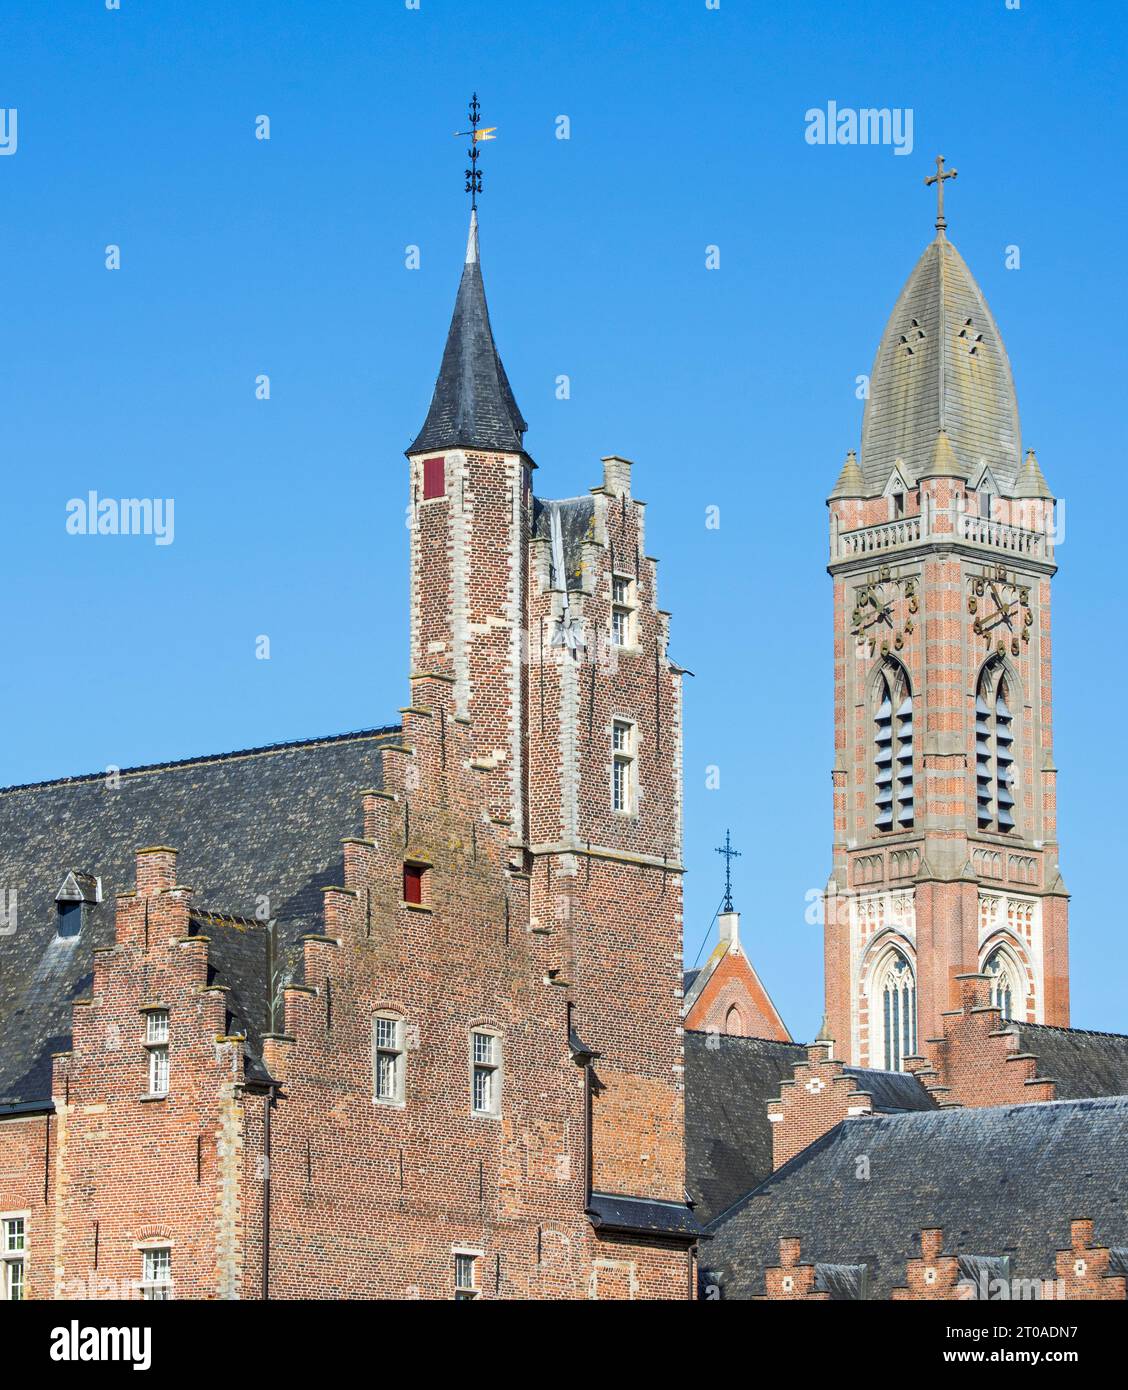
xmin=893 ymin=492 xmax=905 ymax=518
xmin=56 ymin=901 xmax=82 ymax=939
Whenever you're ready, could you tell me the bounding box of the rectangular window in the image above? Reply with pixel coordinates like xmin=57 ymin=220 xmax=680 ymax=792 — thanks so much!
xmin=892 ymin=491 xmax=905 ymax=518
xmin=373 ymin=1015 xmax=405 ymax=1104
xmin=454 ymin=1252 xmax=479 ymax=1300
xmin=423 ymin=456 xmax=446 ymax=500
xmin=471 ymin=1031 xmax=501 ymax=1116
xmin=146 ymin=1009 xmax=170 ymax=1095
xmin=612 ymin=720 xmax=636 ymax=813
xmin=146 ymin=1010 xmax=169 ymax=1045
xmin=2 ymin=1217 xmax=25 ymax=1301
xmin=611 ymin=574 xmax=635 ymax=647
xmin=149 ymin=1046 xmax=169 ymax=1096
xmin=141 ymin=1247 xmax=172 ymax=1301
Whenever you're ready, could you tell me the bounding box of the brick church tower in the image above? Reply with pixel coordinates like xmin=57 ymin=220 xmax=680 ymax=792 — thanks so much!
xmin=823 ymin=161 xmax=1068 ymax=1068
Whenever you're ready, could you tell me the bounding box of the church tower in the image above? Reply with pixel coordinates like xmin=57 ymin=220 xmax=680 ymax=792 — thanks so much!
xmin=823 ymin=159 xmax=1068 ymax=1068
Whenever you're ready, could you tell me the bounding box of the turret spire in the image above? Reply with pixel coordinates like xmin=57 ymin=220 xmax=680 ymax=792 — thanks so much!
xmin=408 ymin=104 xmax=527 ymax=458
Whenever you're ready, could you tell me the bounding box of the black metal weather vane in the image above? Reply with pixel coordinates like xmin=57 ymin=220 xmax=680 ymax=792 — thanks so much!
xmin=715 ymin=830 xmax=741 ymax=914
xmin=454 ymin=92 xmax=496 ymax=210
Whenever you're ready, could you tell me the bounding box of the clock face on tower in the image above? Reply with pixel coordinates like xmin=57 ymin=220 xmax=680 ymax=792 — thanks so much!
xmin=850 ymin=567 xmax=919 ymax=656
xmin=968 ymin=565 xmax=1033 ymax=657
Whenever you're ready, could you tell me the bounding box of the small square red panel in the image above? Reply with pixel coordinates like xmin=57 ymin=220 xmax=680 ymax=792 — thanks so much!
xmin=423 ymin=457 xmax=445 ymax=500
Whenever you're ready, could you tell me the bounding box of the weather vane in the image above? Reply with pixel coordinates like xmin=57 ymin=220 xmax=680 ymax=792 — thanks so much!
xmin=454 ymin=93 xmax=497 ymax=210
xmin=925 ymin=153 xmax=958 ymax=233
xmin=715 ymin=830 xmax=741 ymax=914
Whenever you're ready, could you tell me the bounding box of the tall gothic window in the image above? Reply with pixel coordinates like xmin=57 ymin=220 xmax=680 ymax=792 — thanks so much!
xmin=878 ymin=951 xmax=917 ymax=1071
xmin=984 ymin=948 xmax=1018 ymax=1020
xmin=875 ymin=663 xmax=913 ymax=832
xmin=976 ymin=663 xmax=1016 ymax=833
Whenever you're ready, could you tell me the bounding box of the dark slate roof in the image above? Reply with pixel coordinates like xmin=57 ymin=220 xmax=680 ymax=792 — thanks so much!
xmin=684 ymin=1031 xmax=805 ymax=1225
xmin=587 ymin=1192 xmax=702 ymax=1241
xmin=531 ymin=496 xmax=596 ymax=591
xmin=408 ymin=210 xmax=528 ymax=457
xmin=683 ymin=969 xmax=701 ymax=996
xmin=701 ymin=1097 xmax=1128 ymax=1300
xmin=842 ymin=1066 xmax=937 ymax=1113
xmin=0 ymin=727 xmax=398 ymax=1104
xmin=1013 ymin=1022 xmax=1128 ymax=1100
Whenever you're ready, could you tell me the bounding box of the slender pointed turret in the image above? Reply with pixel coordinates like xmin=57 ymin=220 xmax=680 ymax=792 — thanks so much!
xmin=408 ymin=209 xmax=528 ymax=457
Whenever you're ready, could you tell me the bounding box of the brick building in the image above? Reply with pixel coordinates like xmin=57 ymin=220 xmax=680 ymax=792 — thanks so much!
xmin=0 ymin=207 xmax=700 ymax=1301
xmin=690 ymin=173 xmax=1128 ymax=1301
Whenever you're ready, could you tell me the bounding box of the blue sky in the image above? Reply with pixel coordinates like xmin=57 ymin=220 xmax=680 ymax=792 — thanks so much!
xmin=2 ymin=1 xmax=1125 ymax=1037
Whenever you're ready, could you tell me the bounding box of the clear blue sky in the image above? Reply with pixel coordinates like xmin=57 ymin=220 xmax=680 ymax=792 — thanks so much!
xmin=2 ymin=1 xmax=1125 ymax=1037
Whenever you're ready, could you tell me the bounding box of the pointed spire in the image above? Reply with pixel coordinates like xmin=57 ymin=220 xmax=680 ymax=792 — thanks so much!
xmin=1014 ymin=447 xmax=1054 ymax=499
xmin=828 ymin=448 xmax=865 ymax=499
xmin=408 ymin=210 xmax=528 ymax=458
xmin=919 ymin=427 xmax=961 ymax=479
xmin=816 ymin=1013 xmax=834 ymax=1044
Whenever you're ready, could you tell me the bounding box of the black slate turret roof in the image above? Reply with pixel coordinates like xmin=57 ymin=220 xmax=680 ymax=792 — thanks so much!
xmin=701 ymin=1097 xmax=1128 ymax=1300
xmin=0 ymin=727 xmax=398 ymax=1104
xmin=408 ymin=210 xmax=528 ymax=457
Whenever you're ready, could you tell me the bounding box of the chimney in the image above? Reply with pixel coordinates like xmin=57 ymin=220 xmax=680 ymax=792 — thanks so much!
xmin=601 ymin=455 xmax=633 ymax=498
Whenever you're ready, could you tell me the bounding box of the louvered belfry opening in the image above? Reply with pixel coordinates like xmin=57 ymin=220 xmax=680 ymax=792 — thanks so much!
xmin=976 ymin=663 xmax=1015 ymax=833
xmin=875 ymin=664 xmax=914 ymax=832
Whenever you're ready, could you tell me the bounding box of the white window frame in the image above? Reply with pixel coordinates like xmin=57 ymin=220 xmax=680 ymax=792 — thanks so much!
xmin=470 ymin=1029 xmax=502 ymax=1118
xmin=453 ymin=1249 xmax=481 ymax=1300
xmin=1 ymin=1213 xmax=27 ymax=1301
xmin=140 ymin=1246 xmax=172 ymax=1301
xmin=610 ymin=573 xmax=636 ymax=648
xmin=373 ymin=1013 xmax=406 ymax=1106
xmin=612 ymin=719 xmax=637 ymax=815
xmin=145 ymin=1009 xmax=170 ymax=1096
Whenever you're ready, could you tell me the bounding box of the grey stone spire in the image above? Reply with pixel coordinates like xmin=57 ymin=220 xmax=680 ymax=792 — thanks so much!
xmin=858 ymin=233 xmax=1021 ymax=495
xmin=408 ymin=209 xmax=529 ymax=457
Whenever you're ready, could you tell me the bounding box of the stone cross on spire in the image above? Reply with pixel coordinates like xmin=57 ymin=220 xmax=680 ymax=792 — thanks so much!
xmin=925 ymin=154 xmax=958 ymax=234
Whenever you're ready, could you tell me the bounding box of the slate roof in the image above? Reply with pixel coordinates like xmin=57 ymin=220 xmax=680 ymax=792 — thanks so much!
xmin=408 ymin=210 xmax=528 ymax=457
xmin=684 ymin=1031 xmax=805 ymax=1224
xmin=701 ymin=1097 xmax=1128 ymax=1300
xmin=0 ymin=727 xmax=398 ymax=1104
xmin=1013 ymin=1021 xmax=1128 ymax=1100
xmin=860 ymin=233 xmax=1022 ymax=494
xmin=531 ymin=496 xmax=596 ymax=591
xmin=842 ymin=1066 xmax=937 ymax=1113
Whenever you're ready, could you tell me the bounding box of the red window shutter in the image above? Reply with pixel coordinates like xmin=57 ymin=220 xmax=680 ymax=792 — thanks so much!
xmin=423 ymin=457 xmax=445 ymax=500
xmin=403 ymin=864 xmax=423 ymax=904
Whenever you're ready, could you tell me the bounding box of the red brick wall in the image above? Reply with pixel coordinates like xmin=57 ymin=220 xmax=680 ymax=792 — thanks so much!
xmin=0 ymin=1111 xmax=55 ymax=1299
xmin=768 ymin=1042 xmax=873 ymax=1170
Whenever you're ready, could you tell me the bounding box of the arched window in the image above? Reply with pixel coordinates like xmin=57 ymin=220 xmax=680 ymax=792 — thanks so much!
xmin=984 ymin=948 xmax=1018 ymax=1020
xmin=877 ymin=951 xmax=917 ymax=1071
xmin=976 ymin=663 xmax=1016 ymax=833
xmin=875 ymin=663 xmax=913 ymax=832
xmin=725 ymin=1004 xmax=744 ymax=1036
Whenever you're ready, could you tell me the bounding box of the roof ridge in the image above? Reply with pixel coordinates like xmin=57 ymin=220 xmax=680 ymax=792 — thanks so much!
xmin=0 ymin=725 xmax=402 ymax=796
xmin=1018 ymin=1021 xmax=1128 ymax=1042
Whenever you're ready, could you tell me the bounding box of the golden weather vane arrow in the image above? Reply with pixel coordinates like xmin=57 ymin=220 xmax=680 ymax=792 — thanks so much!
xmin=453 ymin=92 xmax=497 ymax=210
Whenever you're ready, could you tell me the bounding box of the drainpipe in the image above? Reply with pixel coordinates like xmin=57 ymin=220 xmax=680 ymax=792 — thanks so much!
xmin=261 ymin=1084 xmax=275 ymax=1300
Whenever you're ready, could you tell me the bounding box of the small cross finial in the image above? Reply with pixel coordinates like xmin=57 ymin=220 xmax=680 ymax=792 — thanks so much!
xmin=715 ymin=830 xmax=742 ymax=913
xmin=924 ymin=154 xmax=958 ymax=233
xmin=454 ymin=93 xmax=497 ymax=211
